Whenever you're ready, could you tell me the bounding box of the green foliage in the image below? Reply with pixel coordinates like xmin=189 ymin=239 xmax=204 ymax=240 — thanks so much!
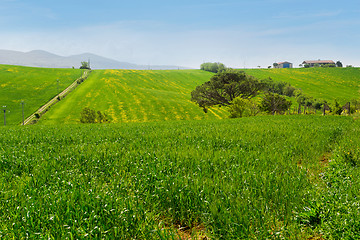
xmin=200 ymin=62 xmax=226 ymax=73
xmin=80 ymin=107 xmax=96 ymax=123
xmin=80 ymin=107 xmax=109 ymax=123
xmin=191 ymin=70 xmax=262 ymax=110
xmin=313 ymin=99 xmax=326 ymax=110
xmin=260 ymin=77 xmax=297 ymax=97
xmin=336 ymin=61 xmax=343 ymax=68
xmin=0 ymin=115 xmax=358 ymax=238
xmin=259 ymin=93 xmax=292 ymax=114
xmin=331 ymin=99 xmax=343 ymax=115
xmin=0 ymin=65 xmax=83 ymax=125
xmin=80 ymin=61 xmax=91 ymax=70
xmin=228 ymin=97 xmax=258 ymax=118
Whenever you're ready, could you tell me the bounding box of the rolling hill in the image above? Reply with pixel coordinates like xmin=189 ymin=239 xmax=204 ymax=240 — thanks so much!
xmin=243 ymin=67 xmax=360 ymax=103
xmin=39 ymin=69 xmax=228 ymax=125
xmin=2 ymin=65 xmax=360 ymax=238
xmin=0 ymin=65 xmax=83 ymax=125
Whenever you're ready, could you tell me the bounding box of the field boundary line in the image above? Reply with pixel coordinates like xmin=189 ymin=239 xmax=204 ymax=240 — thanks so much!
xmin=23 ymin=70 xmax=91 ymax=125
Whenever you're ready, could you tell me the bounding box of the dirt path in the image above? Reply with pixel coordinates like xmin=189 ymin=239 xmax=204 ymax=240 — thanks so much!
xmin=23 ymin=70 xmax=91 ymax=125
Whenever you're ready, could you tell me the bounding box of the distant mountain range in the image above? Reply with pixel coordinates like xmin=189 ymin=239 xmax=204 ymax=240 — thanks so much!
xmin=0 ymin=49 xmax=190 ymax=70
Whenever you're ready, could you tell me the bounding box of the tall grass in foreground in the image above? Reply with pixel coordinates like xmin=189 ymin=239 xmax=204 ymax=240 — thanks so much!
xmin=0 ymin=115 xmax=359 ymax=239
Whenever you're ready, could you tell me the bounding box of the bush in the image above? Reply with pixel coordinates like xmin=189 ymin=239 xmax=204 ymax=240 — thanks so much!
xmin=283 ymin=85 xmax=296 ymax=97
xmin=259 ymin=93 xmax=292 ymax=115
xmin=260 ymin=78 xmax=297 ymax=97
xmin=228 ymin=97 xmax=258 ymax=118
xmin=80 ymin=107 xmax=109 ymax=123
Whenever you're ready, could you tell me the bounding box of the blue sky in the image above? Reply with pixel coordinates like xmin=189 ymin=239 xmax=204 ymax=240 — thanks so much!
xmin=0 ymin=0 xmax=359 ymax=68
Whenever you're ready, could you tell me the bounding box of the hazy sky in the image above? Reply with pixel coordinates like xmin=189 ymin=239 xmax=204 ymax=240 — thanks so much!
xmin=0 ymin=0 xmax=359 ymax=68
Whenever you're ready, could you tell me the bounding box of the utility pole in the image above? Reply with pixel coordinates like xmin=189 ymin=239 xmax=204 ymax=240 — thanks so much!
xmin=57 ymin=79 xmax=60 ymax=94
xmin=21 ymin=101 xmax=25 ymax=125
xmin=2 ymin=106 xmax=6 ymax=126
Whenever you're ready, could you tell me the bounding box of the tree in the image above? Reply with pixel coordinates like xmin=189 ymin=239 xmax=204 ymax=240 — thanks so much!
xmin=80 ymin=107 xmax=96 ymax=123
xmin=80 ymin=61 xmax=91 ymax=70
xmin=260 ymin=78 xmax=297 ymax=97
xmin=228 ymin=97 xmax=259 ymax=118
xmin=336 ymin=61 xmax=343 ymax=68
xmin=200 ymin=62 xmax=226 ymax=73
xmin=191 ymin=70 xmax=263 ymax=110
xmin=296 ymin=93 xmax=307 ymax=114
xmin=273 ymin=63 xmax=279 ymax=68
xmin=80 ymin=107 xmax=109 ymax=123
xmin=332 ymin=99 xmax=343 ymax=115
xmin=283 ymin=85 xmax=296 ymax=97
xmin=259 ymin=93 xmax=292 ymax=115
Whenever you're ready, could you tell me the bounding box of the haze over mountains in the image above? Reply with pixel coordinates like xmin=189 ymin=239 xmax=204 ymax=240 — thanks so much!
xmin=0 ymin=50 xmax=190 ymax=70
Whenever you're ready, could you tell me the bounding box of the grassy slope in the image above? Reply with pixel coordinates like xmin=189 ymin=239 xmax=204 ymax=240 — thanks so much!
xmin=40 ymin=69 xmax=228 ymax=124
xmin=243 ymin=67 xmax=360 ymax=103
xmin=0 ymin=65 xmax=83 ymax=125
xmin=1 ymin=115 xmax=360 ymax=239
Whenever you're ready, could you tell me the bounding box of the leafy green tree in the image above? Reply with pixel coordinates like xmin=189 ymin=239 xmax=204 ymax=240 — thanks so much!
xmin=228 ymin=97 xmax=258 ymax=118
xmin=283 ymin=85 xmax=296 ymax=97
xmin=80 ymin=107 xmax=96 ymax=123
xmin=259 ymin=93 xmax=292 ymax=115
xmin=314 ymin=99 xmax=325 ymax=110
xmin=80 ymin=107 xmax=109 ymax=123
xmin=332 ymin=99 xmax=343 ymax=115
xmin=80 ymin=61 xmax=91 ymax=70
xmin=260 ymin=78 xmax=296 ymax=97
xmin=350 ymin=99 xmax=360 ymax=113
xmin=200 ymin=62 xmax=226 ymax=73
xmin=336 ymin=61 xmax=343 ymax=68
xmin=191 ymin=70 xmax=262 ymax=110
xmin=296 ymin=93 xmax=307 ymax=114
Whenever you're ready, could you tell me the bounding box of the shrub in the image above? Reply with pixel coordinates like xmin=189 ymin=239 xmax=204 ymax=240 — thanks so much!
xmin=228 ymin=97 xmax=258 ymax=118
xmin=80 ymin=107 xmax=109 ymax=123
xmin=80 ymin=107 xmax=96 ymax=123
xmin=259 ymin=93 xmax=292 ymax=115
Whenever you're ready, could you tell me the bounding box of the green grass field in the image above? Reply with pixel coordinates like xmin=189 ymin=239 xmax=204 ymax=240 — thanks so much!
xmin=243 ymin=67 xmax=360 ymax=103
xmin=2 ymin=66 xmax=360 ymax=238
xmin=1 ymin=115 xmax=360 ymax=239
xmin=39 ymin=69 xmax=228 ymax=125
xmin=0 ymin=65 xmax=83 ymax=125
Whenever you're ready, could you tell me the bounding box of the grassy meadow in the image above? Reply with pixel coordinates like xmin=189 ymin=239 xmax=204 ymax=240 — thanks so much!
xmin=2 ymin=65 xmax=360 ymax=238
xmin=1 ymin=115 xmax=360 ymax=239
xmin=243 ymin=67 xmax=360 ymax=104
xmin=0 ymin=65 xmax=83 ymax=125
xmin=39 ymin=69 xmax=228 ymax=125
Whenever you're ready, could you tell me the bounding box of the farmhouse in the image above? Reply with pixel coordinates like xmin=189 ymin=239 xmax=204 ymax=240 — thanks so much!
xmin=274 ymin=61 xmax=293 ymax=68
xmin=302 ymin=60 xmax=335 ymax=67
